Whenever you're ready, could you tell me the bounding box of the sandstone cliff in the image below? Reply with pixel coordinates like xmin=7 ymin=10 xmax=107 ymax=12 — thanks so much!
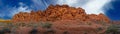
xmin=12 ymin=5 xmax=110 ymax=23
xmin=9 ymin=5 xmax=112 ymax=34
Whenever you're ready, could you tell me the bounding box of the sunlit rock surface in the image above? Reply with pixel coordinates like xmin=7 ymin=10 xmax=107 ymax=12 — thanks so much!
xmin=12 ymin=5 xmax=110 ymax=23
xmin=11 ymin=5 xmax=111 ymax=34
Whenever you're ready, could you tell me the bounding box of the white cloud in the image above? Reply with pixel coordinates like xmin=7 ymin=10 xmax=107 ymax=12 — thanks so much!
xmin=56 ymin=0 xmax=112 ymax=15
xmin=57 ymin=0 xmax=88 ymax=7
xmin=11 ymin=2 xmax=31 ymax=16
xmin=17 ymin=6 xmax=31 ymax=12
xmin=81 ymin=0 xmax=111 ymax=14
xmin=10 ymin=0 xmax=112 ymax=17
xmin=57 ymin=0 xmax=78 ymax=5
xmin=31 ymin=0 xmax=48 ymax=10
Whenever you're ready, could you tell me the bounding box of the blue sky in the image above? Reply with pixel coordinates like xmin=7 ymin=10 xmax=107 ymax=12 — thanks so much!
xmin=0 ymin=0 xmax=120 ymax=20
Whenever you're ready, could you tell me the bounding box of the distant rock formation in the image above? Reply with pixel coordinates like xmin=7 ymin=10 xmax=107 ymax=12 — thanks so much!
xmin=12 ymin=5 xmax=110 ymax=23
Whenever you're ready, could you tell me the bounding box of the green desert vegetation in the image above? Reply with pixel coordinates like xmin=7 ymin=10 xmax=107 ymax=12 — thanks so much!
xmin=0 ymin=21 xmax=120 ymax=34
xmin=44 ymin=29 xmax=55 ymax=34
xmin=0 ymin=21 xmax=53 ymax=34
xmin=29 ymin=28 xmax=38 ymax=34
xmin=105 ymin=24 xmax=120 ymax=34
xmin=0 ymin=27 xmax=11 ymax=34
xmin=41 ymin=22 xmax=52 ymax=28
xmin=63 ymin=31 xmax=68 ymax=34
xmin=40 ymin=22 xmax=56 ymax=34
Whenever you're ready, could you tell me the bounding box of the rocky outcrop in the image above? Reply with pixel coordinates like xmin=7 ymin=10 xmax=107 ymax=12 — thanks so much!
xmin=9 ymin=5 xmax=112 ymax=34
xmin=12 ymin=5 xmax=110 ymax=23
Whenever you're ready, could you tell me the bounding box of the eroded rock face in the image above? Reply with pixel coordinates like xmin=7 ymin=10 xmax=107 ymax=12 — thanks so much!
xmin=11 ymin=5 xmax=111 ymax=34
xmin=12 ymin=5 xmax=110 ymax=23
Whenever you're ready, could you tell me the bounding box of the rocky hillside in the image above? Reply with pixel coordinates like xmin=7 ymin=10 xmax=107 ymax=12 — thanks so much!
xmin=1 ymin=5 xmax=114 ymax=34
xmin=12 ymin=5 xmax=110 ymax=23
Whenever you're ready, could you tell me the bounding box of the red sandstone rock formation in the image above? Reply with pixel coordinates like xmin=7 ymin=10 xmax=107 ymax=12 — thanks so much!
xmin=11 ymin=5 xmax=111 ymax=34
xmin=12 ymin=5 xmax=110 ymax=23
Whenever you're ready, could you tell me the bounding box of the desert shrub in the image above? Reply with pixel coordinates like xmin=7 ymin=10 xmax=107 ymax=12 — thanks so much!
xmin=2 ymin=28 xmax=11 ymax=33
xmin=27 ymin=23 xmax=34 ymax=27
xmin=0 ymin=23 xmax=7 ymax=26
xmin=0 ymin=30 xmax=4 ymax=34
xmin=84 ymin=32 xmax=87 ymax=34
xmin=44 ymin=29 xmax=55 ymax=34
xmin=87 ymin=22 xmax=92 ymax=25
xmin=96 ymin=27 xmax=103 ymax=32
xmin=29 ymin=28 xmax=38 ymax=34
xmin=97 ymin=20 xmax=106 ymax=25
xmin=63 ymin=31 xmax=68 ymax=34
xmin=0 ymin=27 xmax=11 ymax=34
xmin=33 ymin=23 xmax=39 ymax=28
xmin=41 ymin=22 xmax=52 ymax=28
xmin=6 ymin=22 xmax=14 ymax=28
xmin=16 ymin=22 xmax=28 ymax=27
xmin=105 ymin=25 xmax=120 ymax=34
